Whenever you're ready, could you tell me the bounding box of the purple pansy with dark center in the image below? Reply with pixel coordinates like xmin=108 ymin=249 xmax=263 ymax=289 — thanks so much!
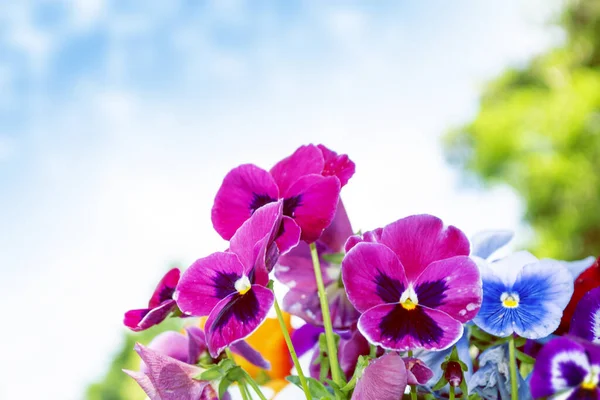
xmin=570 ymin=287 xmax=600 ymax=344
xmin=124 ymin=268 xmax=180 ymax=332
xmin=530 ymin=336 xmax=600 ymax=399
xmin=212 ymin=144 xmax=354 ymax=243
xmin=276 ymin=200 xmax=360 ymax=329
xmin=351 ymin=354 xmax=408 ymax=400
xmin=124 ymin=343 xmax=217 ymax=400
xmin=175 ymin=202 xmax=297 ymax=358
xmin=473 ymin=251 xmax=574 ymax=339
xmin=342 ymin=214 xmax=482 ymax=351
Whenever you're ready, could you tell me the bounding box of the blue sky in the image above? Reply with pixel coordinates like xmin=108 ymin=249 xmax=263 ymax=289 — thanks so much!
xmin=0 ymin=1 xmax=561 ymax=399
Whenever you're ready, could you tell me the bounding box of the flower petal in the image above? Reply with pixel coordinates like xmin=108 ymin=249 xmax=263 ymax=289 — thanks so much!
xmin=473 ymin=264 xmax=515 ymax=337
xmin=175 ymin=252 xmax=245 ymax=317
xmin=283 ymin=174 xmax=341 ymax=243
xmin=530 ymin=337 xmax=591 ymax=398
xmin=205 ymin=285 xmax=275 ymax=358
xmin=413 ymin=256 xmax=482 ymax=323
xmin=317 ymin=144 xmax=356 ymax=187
xmin=269 ymin=144 xmax=324 ymax=194
xmin=149 ymin=268 xmax=181 ymax=308
xmin=231 ymin=340 xmax=271 ymax=370
xmin=570 ymin=287 xmax=600 ymax=343
xmin=342 ymin=242 xmax=408 ymax=313
xmin=211 ymin=164 xmax=279 ymax=240
xmin=291 ymin=324 xmax=323 ymax=358
xmin=142 ymin=331 xmax=189 ymax=371
xmin=339 ymin=330 xmax=372 ymax=379
xmin=131 ymin=343 xmax=207 ymax=400
xmin=352 ymin=354 xmax=407 ymax=400
xmin=358 ymin=303 xmax=463 ymax=351
xmin=123 ymin=369 xmax=158 ymax=399
xmin=380 ymin=214 xmax=470 ymax=281
xmin=559 ymin=256 xmax=598 ymax=280
xmin=344 ymin=228 xmax=383 ymax=253
xmin=275 ymin=216 xmax=301 ymax=255
xmin=318 ymin=199 xmax=353 ymax=253
xmin=124 ymin=299 xmax=177 ymax=332
xmin=275 ymin=241 xmax=322 ymax=291
xmin=512 ymin=259 xmax=574 ymax=339
xmin=558 ymin=258 xmax=600 ymax=335
xmin=488 ymin=250 xmax=538 ymax=286
xmin=186 ymin=326 xmax=207 ymax=365
xmin=404 ymin=357 xmax=434 ymax=385
xmin=470 ymin=230 xmax=513 ymax=260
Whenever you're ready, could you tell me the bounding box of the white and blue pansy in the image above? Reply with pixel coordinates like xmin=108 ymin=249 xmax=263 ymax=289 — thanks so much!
xmin=473 ymin=251 xmax=574 ymax=339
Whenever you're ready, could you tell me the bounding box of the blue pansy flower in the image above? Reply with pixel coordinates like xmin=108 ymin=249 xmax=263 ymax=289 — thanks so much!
xmin=473 ymin=251 xmax=574 ymax=339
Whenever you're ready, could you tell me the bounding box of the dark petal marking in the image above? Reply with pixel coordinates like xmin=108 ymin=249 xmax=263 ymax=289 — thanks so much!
xmin=567 ymin=387 xmax=600 ymax=400
xmin=211 ymin=290 xmax=261 ymax=331
xmin=379 ymin=305 xmax=444 ymax=346
xmin=415 ymin=280 xmax=447 ymax=309
xmin=559 ymin=361 xmax=587 ymax=387
xmin=283 ymin=195 xmax=303 ymax=217
xmin=250 ymin=193 xmax=276 ymax=213
xmin=156 ymin=286 xmax=176 ymax=304
xmin=213 ymin=271 xmax=240 ymax=299
xmin=375 ymin=271 xmax=405 ymax=304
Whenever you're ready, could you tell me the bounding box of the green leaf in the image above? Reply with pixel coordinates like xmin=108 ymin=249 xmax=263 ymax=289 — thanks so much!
xmin=321 ymin=252 xmax=345 ymax=264
xmin=515 ymin=349 xmax=536 ymax=364
xmin=286 ymin=376 xmax=335 ymax=399
xmin=197 ymin=366 xmax=224 ymax=381
xmin=431 ymin=376 xmax=448 ymax=391
xmin=218 ymin=378 xmax=232 ymax=400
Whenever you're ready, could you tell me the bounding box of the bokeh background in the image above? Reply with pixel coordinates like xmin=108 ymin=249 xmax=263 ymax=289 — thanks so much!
xmin=1 ymin=0 xmax=598 ymax=399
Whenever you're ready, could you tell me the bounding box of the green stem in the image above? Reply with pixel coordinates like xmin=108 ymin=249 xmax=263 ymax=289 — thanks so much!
xmin=449 ymin=385 xmax=455 ymax=400
xmin=508 ymin=335 xmax=519 ymax=400
xmin=273 ymin=294 xmax=312 ymax=400
xmin=407 ymin=350 xmax=417 ymax=400
xmin=225 ymin=348 xmax=268 ymax=400
xmin=309 ymin=242 xmax=344 ymax=388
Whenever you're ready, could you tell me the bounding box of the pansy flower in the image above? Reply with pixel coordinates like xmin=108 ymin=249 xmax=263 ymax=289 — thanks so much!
xmin=342 ymin=214 xmax=482 ymax=351
xmin=211 ymin=144 xmax=354 ymax=243
xmin=473 ymin=251 xmax=574 ymax=339
xmin=351 ymin=354 xmax=408 ymax=400
xmin=175 ymin=201 xmax=299 ymax=357
xmin=124 ymin=268 xmax=181 ymax=332
xmin=530 ymin=336 xmax=600 ymax=399
xmin=124 ymin=342 xmax=218 ymax=400
xmin=276 ymin=199 xmax=360 ymax=329
xmin=570 ymin=286 xmax=600 ymax=343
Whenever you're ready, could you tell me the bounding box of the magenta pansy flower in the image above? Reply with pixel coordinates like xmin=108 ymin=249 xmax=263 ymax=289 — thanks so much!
xmin=175 ymin=202 xmax=298 ymax=358
xmin=342 ymin=214 xmax=482 ymax=351
xmin=276 ymin=199 xmax=360 ymax=329
xmin=124 ymin=268 xmax=180 ymax=332
xmin=530 ymin=336 xmax=600 ymax=399
xmin=211 ymin=144 xmax=354 ymax=243
xmin=124 ymin=343 xmax=217 ymax=400
xmin=570 ymin=287 xmax=600 ymax=344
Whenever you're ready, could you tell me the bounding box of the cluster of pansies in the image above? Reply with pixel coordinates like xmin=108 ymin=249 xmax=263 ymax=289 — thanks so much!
xmin=123 ymin=144 xmax=600 ymax=400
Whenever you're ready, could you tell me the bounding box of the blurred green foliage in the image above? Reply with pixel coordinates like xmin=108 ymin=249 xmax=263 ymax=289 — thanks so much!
xmin=445 ymin=0 xmax=600 ymax=259
xmin=86 ymin=319 xmax=183 ymax=400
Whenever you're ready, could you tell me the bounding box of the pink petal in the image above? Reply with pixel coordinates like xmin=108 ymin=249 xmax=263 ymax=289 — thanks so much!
xmin=318 ymin=199 xmax=353 ymax=253
xmin=174 ymin=252 xmax=245 ymax=317
xmin=413 ymin=256 xmax=482 ymax=323
xmin=317 ymin=144 xmax=356 ymax=187
xmin=283 ymin=174 xmax=341 ymax=243
xmin=211 ymin=164 xmax=279 ymax=240
xmin=149 ymin=268 xmax=181 ymax=308
xmin=269 ymin=144 xmax=324 ymax=194
xmin=380 ymin=214 xmax=470 ymax=281
xmin=352 ymin=354 xmax=407 ymax=400
xmin=342 ymin=242 xmax=408 ymax=313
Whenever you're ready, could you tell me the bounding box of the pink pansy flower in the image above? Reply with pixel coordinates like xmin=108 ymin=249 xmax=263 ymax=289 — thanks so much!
xmin=211 ymin=144 xmax=355 ymax=243
xmin=124 ymin=268 xmax=180 ymax=332
xmin=342 ymin=214 xmax=482 ymax=351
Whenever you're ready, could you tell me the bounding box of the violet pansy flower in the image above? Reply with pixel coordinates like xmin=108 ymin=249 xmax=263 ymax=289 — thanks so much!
xmin=473 ymin=251 xmax=573 ymax=339
xmin=276 ymin=200 xmax=360 ymax=329
xmin=530 ymin=336 xmax=600 ymax=399
xmin=342 ymin=214 xmax=482 ymax=351
xmin=175 ymin=201 xmax=299 ymax=358
xmin=124 ymin=268 xmax=180 ymax=332
xmin=212 ymin=144 xmax=354 ymax=243
xmin=570 ymin=287 xmax=600 ymax=343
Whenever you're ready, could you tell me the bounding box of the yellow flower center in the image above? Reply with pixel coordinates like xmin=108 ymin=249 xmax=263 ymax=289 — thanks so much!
xmin=582 ymin=367 xmax=600 ymax=390
xmin=235 ymin=275 xmax=251 ymax=295
xmin=501 ymin=292 xmax=520 ymax=308
xmin=400 ymin=285 xmax=419 ymax=311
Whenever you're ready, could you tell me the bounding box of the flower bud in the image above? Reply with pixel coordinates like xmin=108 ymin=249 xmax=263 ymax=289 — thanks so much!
xmin=444 ymin=361 xmax=463 ymax=387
